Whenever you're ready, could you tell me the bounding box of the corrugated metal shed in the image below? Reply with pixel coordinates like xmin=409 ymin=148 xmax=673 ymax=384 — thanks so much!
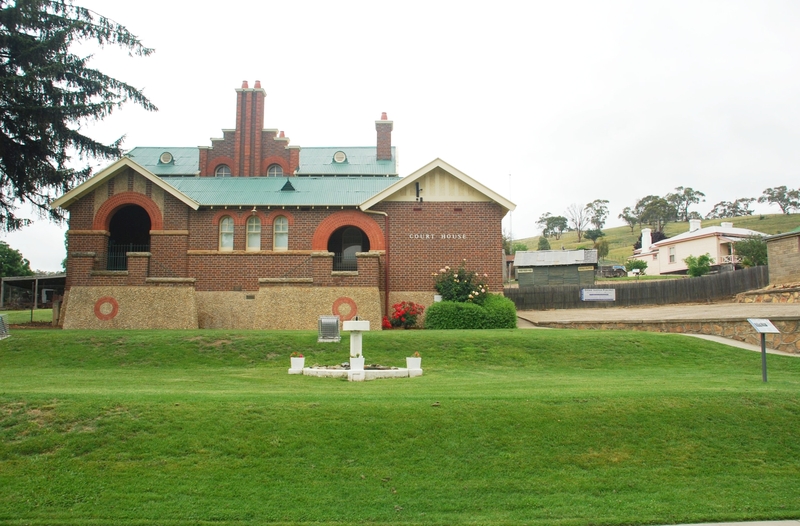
xmin=159 ymin=176 xmax=399 ymax=206
xmin=296 ymin=147 xmax=397 ymax=176
xmin=126 ymin=147 xmax=199 ymax=176
xmin=514 ymin=250 xmax=598 ymax=267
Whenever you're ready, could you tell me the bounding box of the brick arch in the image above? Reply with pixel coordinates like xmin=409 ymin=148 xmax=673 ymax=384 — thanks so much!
xmin=265 ymin=209 xmax=295 ymax=226
xmin=312 ymin=211 xmax=385 ymax=251
xmin=93 ymin=192 xmax=163 ymax=231
xmin=211 ymin=210 xmax=238 ymax=226
xmin=242 ymin=210 xmax=268 ymax=227
xmin=261 ymin=156 xmax=290 ymax=176
xmin=207 ymin=156 xmax=236 ymax=177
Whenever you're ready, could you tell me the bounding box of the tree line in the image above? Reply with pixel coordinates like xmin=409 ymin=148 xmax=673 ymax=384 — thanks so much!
xmin=535 ymin=185 xmax=800 ymax=244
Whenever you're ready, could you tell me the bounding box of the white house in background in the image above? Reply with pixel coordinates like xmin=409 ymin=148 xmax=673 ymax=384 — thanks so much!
xmin=630 ymin=219 xmax=767 ymax=275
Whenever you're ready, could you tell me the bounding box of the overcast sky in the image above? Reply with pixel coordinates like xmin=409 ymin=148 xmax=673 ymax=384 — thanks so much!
xmin=5 ymin=0 xmax=800 ymax=271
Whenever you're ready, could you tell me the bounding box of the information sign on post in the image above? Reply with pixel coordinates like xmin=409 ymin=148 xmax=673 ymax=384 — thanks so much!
xmin=747 ymin=318 xmax=780 ymax=383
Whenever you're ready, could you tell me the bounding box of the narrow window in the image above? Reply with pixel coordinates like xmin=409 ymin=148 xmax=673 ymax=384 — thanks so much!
xmin=215 ymin=165 xmax=231 ymax=177
xmin=274 ymin=216 xmax=288 ymax=250
xmin=267 ymin=164 xmax=283 ymax=177
xmin=219 ymin=216 xmax=234 ymax=250
xmin=669 ymin=247 xmax=676 ymax=263
xmin=246 ymin=216 xmax=261 ymax=251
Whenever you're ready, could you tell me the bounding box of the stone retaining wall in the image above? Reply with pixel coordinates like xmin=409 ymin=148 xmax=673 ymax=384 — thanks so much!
xmin=531 ymin=318 xmax=800 ymax=355
xmin=736 ymin=287 xmax=800 ymax=304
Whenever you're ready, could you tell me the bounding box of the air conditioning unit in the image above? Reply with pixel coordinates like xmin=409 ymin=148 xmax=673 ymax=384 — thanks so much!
xmin=318 ymin=315 xmax=341 ymax=343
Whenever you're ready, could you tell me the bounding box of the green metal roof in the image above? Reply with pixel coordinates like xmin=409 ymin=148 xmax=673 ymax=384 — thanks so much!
xmin=160 ymin=176 xmax=400 ymax=207
xmin=296 ymin=147 xmax=397 ymax=176
xmin=125 ymin=146 xmax=396 ymax=177
xmin=126 ymin=147 xmax=199 ymax=176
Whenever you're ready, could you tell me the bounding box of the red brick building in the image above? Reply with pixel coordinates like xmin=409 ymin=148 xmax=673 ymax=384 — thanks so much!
xmin=52 ymin=81 xmax=515 ymax=329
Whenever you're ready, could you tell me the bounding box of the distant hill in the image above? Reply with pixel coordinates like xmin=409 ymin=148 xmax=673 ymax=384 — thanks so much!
xmin=515 ymin=214 xmax=800 ymax=264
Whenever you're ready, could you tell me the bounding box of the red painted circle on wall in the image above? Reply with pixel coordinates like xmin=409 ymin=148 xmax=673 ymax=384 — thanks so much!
xmin=94 ymin=296 xmax=119 ymax=321
xmin=332 ymin=297 xmax=357 ymax=321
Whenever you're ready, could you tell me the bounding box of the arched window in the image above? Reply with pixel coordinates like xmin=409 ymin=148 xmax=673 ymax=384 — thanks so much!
xmin=219 ymin=216 xmax=234 ymax=250
xmin=246 ymin=216 xmax=261 ymax=251
xmin=327 ymin=226 xmax=369 ymax=271
xmin=267 ymin=164 xmax=283 ymax=177
xmin=215 ymin=165 xmax=231 ymax=177
xmin=273 ymin=216 xmax=288 ymax=250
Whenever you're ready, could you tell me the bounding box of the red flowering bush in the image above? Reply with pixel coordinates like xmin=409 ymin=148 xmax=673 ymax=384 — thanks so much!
xmin=381 ymin=316 xmax=392 ymax=329
xmin=389 ymin=301 xmax=424 ymax=329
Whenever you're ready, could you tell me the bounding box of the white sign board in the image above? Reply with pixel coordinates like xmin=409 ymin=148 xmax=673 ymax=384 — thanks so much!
xmin=747 ymin=318 xmax=780 ymax=334
xmin=580 ymin=289 xmax=616 ymax=302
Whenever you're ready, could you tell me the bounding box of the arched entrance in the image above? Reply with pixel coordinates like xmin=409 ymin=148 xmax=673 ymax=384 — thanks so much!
xmin=107 ymin=205 xmax=151 ymax=270
xmin=328 ymin=226 xmax=370 ymax=271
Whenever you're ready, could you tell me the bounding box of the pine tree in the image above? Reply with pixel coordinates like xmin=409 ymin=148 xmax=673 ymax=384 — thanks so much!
xmin=0 ymin=0 xmax=156 ymax=230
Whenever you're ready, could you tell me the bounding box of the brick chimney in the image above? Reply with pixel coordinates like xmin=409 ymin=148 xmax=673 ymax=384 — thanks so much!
xmin=375 ymin=112 xmax=393 ymax=161
xmin=234 ymin=80 xmax=266 ymax=176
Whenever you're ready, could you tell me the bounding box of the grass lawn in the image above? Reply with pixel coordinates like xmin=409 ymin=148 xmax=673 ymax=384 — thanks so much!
xmin=1 ymin=329 xmax=799 ymax=525
xmin=1 ymin=308 xmax=53 ymax=325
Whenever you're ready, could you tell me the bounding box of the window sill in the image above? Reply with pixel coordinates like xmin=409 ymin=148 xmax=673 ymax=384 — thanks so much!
xmin=259 ymin=278 xmax=313 ymax=284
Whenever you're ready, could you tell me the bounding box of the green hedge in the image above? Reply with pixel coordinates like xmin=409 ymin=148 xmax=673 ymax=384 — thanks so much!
xmin=424 ymin=294 xmax=517 ymax=330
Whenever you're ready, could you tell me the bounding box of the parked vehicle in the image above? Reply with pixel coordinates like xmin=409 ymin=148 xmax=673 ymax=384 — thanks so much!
xmin=598 ymin=265 xmax=627 ymax=278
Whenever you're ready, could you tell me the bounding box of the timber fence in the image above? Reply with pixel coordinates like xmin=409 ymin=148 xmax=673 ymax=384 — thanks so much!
xmin=504 ymin=265 xmax=769 ymax=310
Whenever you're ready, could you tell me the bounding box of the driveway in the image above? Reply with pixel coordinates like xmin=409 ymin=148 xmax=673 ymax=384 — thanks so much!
xmin=516 ymin=302 xmax=800 ymax=356
xmin=517 ymin=302 xmax=800 ymax=324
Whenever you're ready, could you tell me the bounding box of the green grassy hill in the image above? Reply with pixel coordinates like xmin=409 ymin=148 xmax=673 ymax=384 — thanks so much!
xmin=517 ymin=213 xmax=800 ymax=264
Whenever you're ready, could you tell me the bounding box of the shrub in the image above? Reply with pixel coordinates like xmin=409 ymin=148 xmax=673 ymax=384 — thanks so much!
xmin=625 ymin=259 xmax=647 ymax=275
xmin=481 ymin=294 xmax=517 ymax=329
xmin=425 ymin=295 xmax=517 ymax=330
xmin=389 ymin=301 xmax=424 ymax=329
xmin=735 ymin=236 xmax=767 ymax=267
xmin=684 ymin=254 xmax=713 ymax=277
xmin=433 ymin=261 xmax=489 ymax=305
xmin=537 ymin=237 xmax=551 ymax=250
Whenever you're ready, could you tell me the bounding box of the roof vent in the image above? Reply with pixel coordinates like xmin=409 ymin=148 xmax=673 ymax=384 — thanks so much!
xmin=281 ymin=180 xmax=296 ymax=192
xmin=159 ymin=152 xmax=174 ymax=164
xmin=333 ymin=151 xmax=347 ymax=163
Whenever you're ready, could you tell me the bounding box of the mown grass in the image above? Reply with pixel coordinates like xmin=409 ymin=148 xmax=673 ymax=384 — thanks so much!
xmin=518 ymin=213 xmax=800 ymax=264
xmin=1 ymin=329 xmax=800 ymax=525
xmin=1 ymin=308 xmax=53 ymax=325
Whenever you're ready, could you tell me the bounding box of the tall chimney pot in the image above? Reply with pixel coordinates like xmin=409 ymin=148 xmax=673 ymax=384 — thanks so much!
xmin=641 ymin=228 xmax=653 ymax=250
